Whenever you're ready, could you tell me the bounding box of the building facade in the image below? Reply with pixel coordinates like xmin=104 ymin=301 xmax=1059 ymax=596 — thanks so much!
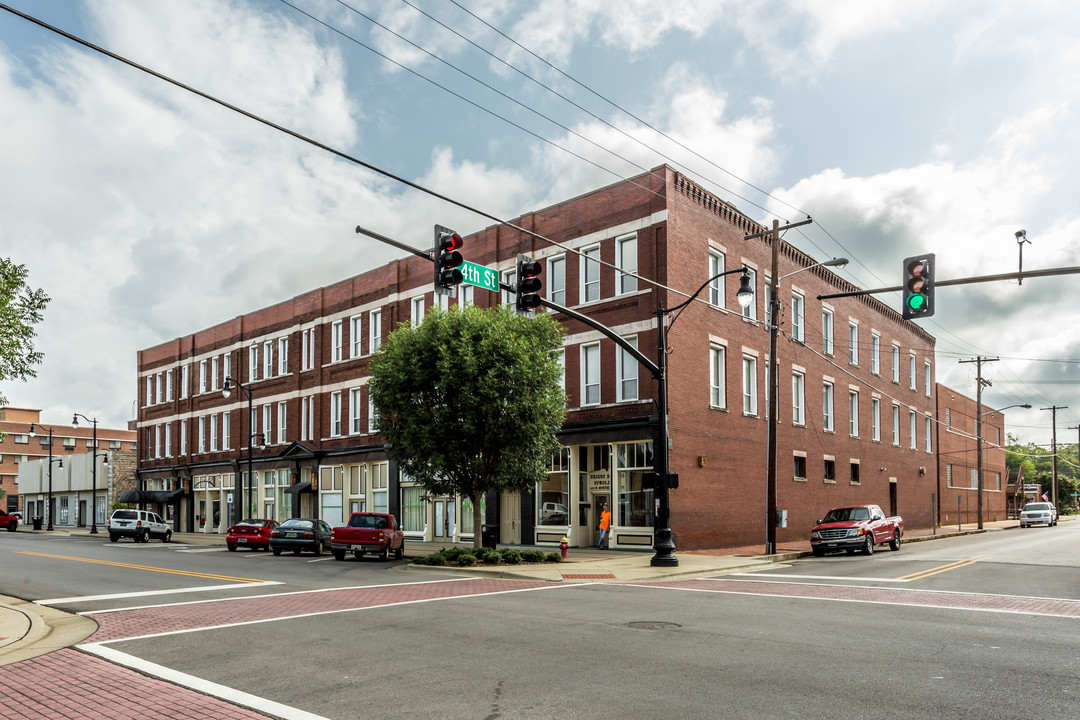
xmin=136 ymin=166 xmax=941 ymax=549
xmin=16 ymin=450 xmax=136 ymax=528
xmin=0 ymin=407 xmax=137 ymax=517
xmin=934 ymin=385 xmax=1010 ymax=525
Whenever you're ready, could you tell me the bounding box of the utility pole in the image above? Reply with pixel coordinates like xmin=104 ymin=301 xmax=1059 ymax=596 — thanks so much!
xmin=1040 ymin=405 xmax=1067 ymax=508
xmin=959 ymin=357 xmax=997 ymax=528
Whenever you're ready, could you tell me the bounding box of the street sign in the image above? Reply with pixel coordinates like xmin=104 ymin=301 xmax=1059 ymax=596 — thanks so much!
xmin=460 ymin=260 xmax=499 ymax=292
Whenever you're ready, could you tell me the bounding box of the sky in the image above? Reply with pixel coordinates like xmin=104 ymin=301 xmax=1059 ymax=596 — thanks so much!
xmin=1 ymin=0 xmax=1079 ymax=448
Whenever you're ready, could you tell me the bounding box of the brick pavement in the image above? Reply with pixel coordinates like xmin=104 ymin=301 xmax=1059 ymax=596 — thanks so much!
xmin=640 ymin=578 xmax=1080 ymax=618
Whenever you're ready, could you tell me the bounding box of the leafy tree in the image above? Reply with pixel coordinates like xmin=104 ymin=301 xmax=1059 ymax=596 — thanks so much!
xmin=368 ymin=304 xmax=566 ymax=547
xmin=1005 ymin=434 xmax=1079 ymax=514
xmin=0 ymin=258 xmax=50 ymax=409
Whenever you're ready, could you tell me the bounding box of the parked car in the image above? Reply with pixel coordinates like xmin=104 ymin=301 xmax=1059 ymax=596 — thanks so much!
xmin=108 ymin=509 xmax=172 ymax=543
xmin=0 ymin=509 xmax=18 ymax=532
xmin=226 ymin=519 xmax=278 ymax=551
xmin=330 ymin=512 xmax=405 ymax=561
xmin=810 ymin=504 xmax=903 ymax=556
xmin=1019 ymin=502 xmax=1058 ymax=528
xmin=269 ymin=518 xmax=333 ymax=556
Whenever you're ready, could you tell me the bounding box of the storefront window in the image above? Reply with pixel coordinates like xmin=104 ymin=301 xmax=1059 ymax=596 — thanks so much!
xmin=460 ymin=493 xmax=485 ymax=534
xmin=538 ymin=447 xmax=571 ymax=525
xmin=616 ymin=441 xmax=654 ymax=528
xmin=371 ymin=462 xmax=388 ymax=514
xmin=400 ymin=485 xmax=425 ymax=532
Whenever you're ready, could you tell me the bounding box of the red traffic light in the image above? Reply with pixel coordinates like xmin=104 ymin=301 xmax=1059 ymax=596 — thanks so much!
xmin=439 ymin=232 xmax=463 ymax=253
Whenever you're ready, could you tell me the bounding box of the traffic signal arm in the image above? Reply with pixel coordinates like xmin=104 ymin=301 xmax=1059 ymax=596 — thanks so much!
xmin=817 ymin=265 xmax=1080 ymax=301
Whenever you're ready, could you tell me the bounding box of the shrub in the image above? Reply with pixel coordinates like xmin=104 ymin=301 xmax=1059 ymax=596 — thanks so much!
xmin=441 ymin=547 xmax=468 ymax=562
xmin=501 ymin=548 xmax=522 ymax=564
xmin=520 ymin=549 xmax=546 ymax=563
xmin=544 ymin=552 xmax=562 ymax=563
xmin=457 ymin=552 xmax=477 ymax=567
xmin=479 ymin=548 xmax=502 ymax=564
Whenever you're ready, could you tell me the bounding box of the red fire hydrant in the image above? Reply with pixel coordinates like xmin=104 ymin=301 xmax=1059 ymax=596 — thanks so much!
xmin=559 ymin=536 xmax=569 ymax=560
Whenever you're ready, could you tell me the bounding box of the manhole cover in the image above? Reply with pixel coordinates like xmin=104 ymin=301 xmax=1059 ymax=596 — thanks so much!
xmin=626 ymin=621 xmax=681 ymax=630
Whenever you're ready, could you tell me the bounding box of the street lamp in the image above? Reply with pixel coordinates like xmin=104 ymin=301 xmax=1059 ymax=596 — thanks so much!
xmin=977 ymin=403 xmax=1030 ymax=529
xmin=651 ymin=265 xmax=754 ymax=566
xmin=28 ymin=423 xmax=62 ymax=531
xmin=222 ymin=377 xmax=265 ymax=525
xmin=72 ymin=413 xmax=102 ymax=533
xmin=765 ymin=256 xmax=849 ymax=554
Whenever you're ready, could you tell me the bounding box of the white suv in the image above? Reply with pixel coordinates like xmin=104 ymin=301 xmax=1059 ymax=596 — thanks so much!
xmin=108 ymin=509 xmax=173 ymax=543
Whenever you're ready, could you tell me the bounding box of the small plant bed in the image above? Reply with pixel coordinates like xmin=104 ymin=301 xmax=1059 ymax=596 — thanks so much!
xmin=410 ymin=546 xmax=562 ymax=567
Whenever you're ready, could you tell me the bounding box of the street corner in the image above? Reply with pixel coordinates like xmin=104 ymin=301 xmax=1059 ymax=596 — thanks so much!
xmin=0 ymin=595 xmax=98 ymax=667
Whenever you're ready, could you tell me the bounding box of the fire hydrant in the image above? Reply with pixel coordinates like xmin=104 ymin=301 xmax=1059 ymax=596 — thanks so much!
xmin=559 ymin=536 xmax=569 ymax=560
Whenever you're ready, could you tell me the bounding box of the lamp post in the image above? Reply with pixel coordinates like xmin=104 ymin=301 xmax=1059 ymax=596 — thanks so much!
xmin=764 ymin=252 xmax=849 ymax=554
xmin=28 ymin=423 xmax=62 ymax=531
xmin=977 ymin=403 xmax=1030 ymax=529
xmin=650 ymin=265 xmax=755 ymax=566
xmin=223 ymin=377 xmax=264 ymax=525
xmin=72 ymin=413 xmax=101 ymax=534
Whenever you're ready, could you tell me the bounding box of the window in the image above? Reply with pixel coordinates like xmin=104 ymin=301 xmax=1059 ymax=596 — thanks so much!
xmin=850 ymin=462 xmax=861 ymax=485
xmin=909 ymin=354 xmax=917 ymax=390
xmin=909 ymin=410 xmax=917 ymax=450
xmin=742 ymin=356 xmax=757 ymax=415
xmin=368 ymin=391 xmax=379 ymax=432
xmin=924 ymin=362 xmax=932 ymax=396
xmin=264 ymin=341 xmax=273 ymax=378
xmin=350 ymin=388 xmax=363 ymax=434
xmin=180 ymin=365 xmax=189 ymax=398
xmin=581 ymin=343 xmax=600 ymax=406
xmin=223 ymin=412 xmax=230 ymax=450
xmin=211 ymin=357 xmax=219 ymax=391
xmin=411 ymin=297 xmax=424 ymax=327
xmin=742 ymin=268 xmax=757 ymax=320
xmin=199 ymin=360 xmax=207 ymax=393
xmin=502 ymin=268 xmax=517 ymax=307
xmin=794 ymin=454 xmax=806 ymax=480
xmin=871 ymin=398 xmax=880 ymax=442
xmin=351 ymin=316 xmax=363 ymax=357
xmin=332 ymin=321 xmax=343 ymax=362
xmin=891 ymin=344 xmax=900 ymax=383
xmin=764 ymin=280 xmax=773 ymax=329
xmin=164 ymin=423 xmax=171 ymax=457
xmin=871 ymin=334 xmax=880 ymax=375
xmin=710 ymin=345 xmax=726 ymax=409
xmin=249 ymin=344 xmax=259 ymax=381
xmin=946 ymin=408 xmax=951 ymax=429
xmin=848 ymin=323 xmax=859 ymax=365
xmin=792 ymin=372 xmax=805 ymax=426
xmin=369 ymin=309 xmax=382 ymax=353
xmin=154 ymin=425 xmax=162 ymax=459
xmin=223 ymin=353 xmax=230 ymax=384
xmin=277 ymin=401 xmax=287 ymax=444
xmin=145 ymin=376 xmax=152 ymax=406
xmin=824 ymin=458 xmax=836 ymax=482
xmin=822 ymin=308 xmax=834 ymax=355
xmin=555 ymin=349 xmax=565 ymax=398
xmin=970 ymin=467 xmax=978 ymax=489
xmin=616 ymin=233 xmax=637 ymax=294
xmin=263 ymin=404 xmax=271 ymax=444
xmin=823 ymin=382 xmax=834 ymax=432
xmin=278 ymin=338 xmax=288 ymax=375
xmin=209 ymin=414 xmax=217 ymax=452
xmin=709 ymin=250 xmax=725 ymax=307
xmin=791 ymin=292 xmax=805 ymax=342
xmin=548 ymin=255 xmax=565 ymax=306
xmin=198 ymin=416 xmax=206 ymax=453
xmin=617 ymin=336 xmax=638 ymax=401
xmin=892 ymin=404 xmax=900 ymax=445
xmin=180 ymin=419 xmax=187 ymax=455
xmin=302 ymin=328 xmax=314 ymax=370
xmin=925 ymin=416 xmax=932 ymax=453
xmin=330 ymin=392 xmax=342 ymax=436
xmin=849 ymin=391 xmax=859 ymax=437
xmin=300 ymin=396 xmax=314 ymax=441
xmin=582 ymin=244 xmax=600 ymax=303
xmin=165 ymin=369 xmax=173 ymax=401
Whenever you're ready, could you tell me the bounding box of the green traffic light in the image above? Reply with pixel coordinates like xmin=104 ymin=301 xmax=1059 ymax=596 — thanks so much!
xmin=906 ymin=294 xmax=926 ymax=310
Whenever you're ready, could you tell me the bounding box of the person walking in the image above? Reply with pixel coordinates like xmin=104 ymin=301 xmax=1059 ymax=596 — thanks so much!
xmin=597 ymin=503 xmax=611 ymax=549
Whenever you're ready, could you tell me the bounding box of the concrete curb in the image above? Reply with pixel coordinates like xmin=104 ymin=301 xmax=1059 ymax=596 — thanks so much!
xmin=0 ymin=596 xmax=98 ymax=667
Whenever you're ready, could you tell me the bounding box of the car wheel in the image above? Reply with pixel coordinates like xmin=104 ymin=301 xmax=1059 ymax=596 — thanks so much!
xmin=109 ymin=533 xmax=119 ymax=543
xmin=862 ymin=536 xmax=874 ymax=555
xmin=272 ymin=547 xmax=282 ymax=556
xmin=313 ymin=541 xmax=323 ymax=557
xmin=395 ymin=540 xmax=405 ymax=561
xmin=228 ymin=544 xmax=237 ymax=552
xmin=1020 ymin=523 xmax=1028 ymax=528
xmin=162 ymin=530 xmax=172 ymax=543
xmin=333 ymin=549 xmax=346 ymax=561
xmin=7 ymin=522 xmax=16 ymax=532
xmin=140 ymin=530 xmax=150 ymax=544
xmin=889 ymin=533 xmax=901 ymax=551
xmin=812 ymin=548 xmax=825 ymax=557
xmin=379 ymin=546 xmax=389 ymax=562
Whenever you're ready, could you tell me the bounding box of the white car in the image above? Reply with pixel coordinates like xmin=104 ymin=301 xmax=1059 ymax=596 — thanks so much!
xmin=108 ymin=509 xmax=173 ymax=543
xmin=1019 ymin=502 xmax=1058 ymax=528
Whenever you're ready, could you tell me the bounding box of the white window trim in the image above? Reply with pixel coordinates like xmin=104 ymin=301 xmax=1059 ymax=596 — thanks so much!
xmin=581 ymin=342 xmax=601 ymax=407
xmin=581 ymin=244 xmax=601 ymax=304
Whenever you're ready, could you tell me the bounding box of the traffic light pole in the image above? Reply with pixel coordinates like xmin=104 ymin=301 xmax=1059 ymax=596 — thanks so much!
xmin=818 ymin=265 xmax=1080 ymax=300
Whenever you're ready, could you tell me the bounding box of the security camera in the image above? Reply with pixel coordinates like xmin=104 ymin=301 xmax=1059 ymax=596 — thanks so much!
xmin=1015 ymin=229 xmax=1027 ymax=242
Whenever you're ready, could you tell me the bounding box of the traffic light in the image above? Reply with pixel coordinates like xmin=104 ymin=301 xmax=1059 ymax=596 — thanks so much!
xmin=434 ymin=225 xmax=464 ymax=294
xmin=515 ymin=254 xmax=543 ymax=314
xmin=902 ymin=253 xmax=935 ymax=320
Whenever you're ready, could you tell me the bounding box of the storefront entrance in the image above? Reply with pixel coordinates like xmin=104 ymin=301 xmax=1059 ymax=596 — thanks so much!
xmin=433 ymin=499 xmax=456 ymax=540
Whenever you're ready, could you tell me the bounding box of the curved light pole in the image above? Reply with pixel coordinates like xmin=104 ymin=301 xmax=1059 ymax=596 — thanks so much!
xmin=28 ymin=423 xmax=62 ymax=531
xmin=977 ymin=403 xmax=1031 ymax=529
xmin=72 ymin=413 xmax=101 ymax=533
xmin=765 ymin=256 xmax=849 ymax=554
xmin=222 ymin=377 xmax=265 ymax=525
xmin=651 ymin=265 xmax=754 ymax=566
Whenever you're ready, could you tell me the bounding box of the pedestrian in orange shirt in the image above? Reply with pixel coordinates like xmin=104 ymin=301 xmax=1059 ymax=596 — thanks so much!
xmin=597 ymin=503 xmax=611 ymax=549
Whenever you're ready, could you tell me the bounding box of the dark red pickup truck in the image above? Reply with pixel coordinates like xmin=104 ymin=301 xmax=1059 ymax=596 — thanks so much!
xmin=0 ymin=510 xmax=18 ymax=532
xmin=810 ymin=504 xmax=902 ymax=557
xmin=331 ymin=512 xmax=405 ymax=561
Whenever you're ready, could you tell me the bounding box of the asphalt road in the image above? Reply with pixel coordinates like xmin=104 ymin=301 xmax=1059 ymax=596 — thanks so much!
xmin=3 ymin=523 xmax=1078 ymax=719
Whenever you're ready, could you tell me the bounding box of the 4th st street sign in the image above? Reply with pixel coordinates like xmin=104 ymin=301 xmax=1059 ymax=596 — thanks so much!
xmin=460 ymin=260 xmax=500 ymax=293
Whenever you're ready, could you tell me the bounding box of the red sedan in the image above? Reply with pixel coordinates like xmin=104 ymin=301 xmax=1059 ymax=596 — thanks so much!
xmin=226 ymin=519 xmax=278 ymax=551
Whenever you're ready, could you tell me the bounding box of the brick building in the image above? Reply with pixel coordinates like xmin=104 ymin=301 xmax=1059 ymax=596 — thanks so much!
xmin=934 ymin=385 xmax=1010 ymax=526
xmin=0 ymin=407 xmax=137 ymax=519
xmin=136 ymin=166 xmax=940 ymax=549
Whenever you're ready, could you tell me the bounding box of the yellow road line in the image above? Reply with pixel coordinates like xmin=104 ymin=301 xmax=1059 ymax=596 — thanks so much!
xmin=897 ymin=556 xmax=991 ymax=581
xmin=15 ymin=551 xmax=263 ymax=583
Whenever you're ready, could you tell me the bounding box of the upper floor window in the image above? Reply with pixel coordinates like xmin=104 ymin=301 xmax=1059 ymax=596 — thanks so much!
xmin=278 ymin=337 xmax=288 ymax=375
xmin=332 ymin=321 xmax=343 ymax=362
xmin=459 ymin=284 xmax=474 ymax=308
xmin=709 ymin=250 xmax=725 ymax=307
xmin=791 ymin=292 xmax=805 ymax=342
xmin=180 ymin=365 xmax=189 ymax=398
xmin=501 ymin=268 xmax=517 ymax=307
xmin=822 ymin=308 xmax=834 ymax=355
xmin=411 ymin=297 xmax=424 ymax=327
xmin=581 ymin=343 xmax=601 ymax=406
xmin=581 ymin=245 xmax=601 ymax=303
xmin=742 ymin=268 xmax=757 ymax=321
xmin=871 ymin=334 xmax=880 ymax=375
xmin=249 ymin=344 xmax=259 ymax=382
xmin=924 ymin=362 xmax=932 ymax=396
xmin=792 ymin=372 xmax=805 ymax=426
xmin=742 ymin=356 xmax=757 ymax=415
xmin=301 ymin=328 xmax=315 ymax=371
xmin=370 ymin=309 xmax=382 ymax=353
xmin=909 ymin=354 xmax=917 ymax=390
xmin=199 ymin=359 xmax=208 ymax=393
xmin=710 ymin=345 xmax=726 ymax=409
xmin=616 ymin=233 xmax=637 ymax=295
xmin=848 ymin=323 xmax=859 ymax=365
xmin=548 ymin=255 xmax=566 ymax=307
xmin=617 ymin=336 xmax=639 ymax=402
xmin=351 ymin=316 xmax=363 ymax=358
xmin=891 ymin=344 xmax=900 ymax=383
xmin=823 ymin=382 xmax=834 ymax=432
xmin=849 ymin=391 xmax=859 ymax=437
xmin=263 ymin=341 xmax=273 ymax=378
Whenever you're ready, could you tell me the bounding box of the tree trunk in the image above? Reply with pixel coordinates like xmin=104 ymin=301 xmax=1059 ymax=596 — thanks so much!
xmin=473 ymin=490 xmax=483 ymax=549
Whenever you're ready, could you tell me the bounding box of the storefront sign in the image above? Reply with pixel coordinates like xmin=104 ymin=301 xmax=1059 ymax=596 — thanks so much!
xmin=587 ymin=470 xmax=611 ymax=493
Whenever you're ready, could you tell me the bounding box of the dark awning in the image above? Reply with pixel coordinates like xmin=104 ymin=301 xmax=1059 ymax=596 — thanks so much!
xmin=117 ymin=489 xmax=184 ymax=503
xmin=285 ymin=481 xmax=313 ymax=495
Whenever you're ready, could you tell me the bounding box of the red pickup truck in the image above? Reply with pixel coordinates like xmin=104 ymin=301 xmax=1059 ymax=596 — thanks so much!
xmin=0 ymin=510 xmax=18 ymax=532
xmin=810 ymin=504 xmax=902 ymax=557
xmin=331 ymin=512 xmax=405 ymax=561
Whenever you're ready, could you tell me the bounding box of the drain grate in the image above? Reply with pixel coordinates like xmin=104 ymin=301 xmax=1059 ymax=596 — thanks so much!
xmin=626 ymin=621 xmax=681 ymax=630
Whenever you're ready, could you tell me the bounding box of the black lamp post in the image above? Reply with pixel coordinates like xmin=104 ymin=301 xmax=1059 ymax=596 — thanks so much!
xmin=28 ymin=423 xmax=62 ymax=531
xmin=223 ymin=377 xmax=264 ymax=526
xmin=977 ymin=403 xmax=1030 ymax=529
xmin=650 ymin=265 xmax=754 ymax=566
xmin=72 ymin=413 xmax=100 ymax=534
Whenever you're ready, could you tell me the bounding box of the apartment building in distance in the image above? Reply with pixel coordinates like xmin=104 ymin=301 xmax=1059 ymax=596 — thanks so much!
xmin=136 ymin=166 xmax=941 ymax=550
xmin=935 ymin=385 xmax=1010 ymax=526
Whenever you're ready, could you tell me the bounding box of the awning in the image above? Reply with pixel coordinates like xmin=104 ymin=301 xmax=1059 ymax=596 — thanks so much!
xmin=117 ymin=489 xmax=185 ymax=503
xmin=285 ymin=481 xmax=313 ymax=495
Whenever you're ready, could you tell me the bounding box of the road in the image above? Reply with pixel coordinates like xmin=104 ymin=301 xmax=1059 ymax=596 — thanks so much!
xmin=2 ymin=522 xmax=1078 ymax=719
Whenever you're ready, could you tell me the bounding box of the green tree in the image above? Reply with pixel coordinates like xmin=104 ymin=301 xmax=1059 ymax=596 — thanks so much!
xmin=368 ymin=304 xmax=566 ymax=547
xmin=0 ymin=258 xmax=50 ymax=408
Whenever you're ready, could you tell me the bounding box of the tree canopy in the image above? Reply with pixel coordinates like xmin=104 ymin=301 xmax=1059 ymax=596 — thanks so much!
xmin=0 ymin=258 xmax=50 ymax=408
xmin=368 ymin=303 xmax=566 ymax=546
xmin=1006 ymin=434 xmax=1079 ymax=513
